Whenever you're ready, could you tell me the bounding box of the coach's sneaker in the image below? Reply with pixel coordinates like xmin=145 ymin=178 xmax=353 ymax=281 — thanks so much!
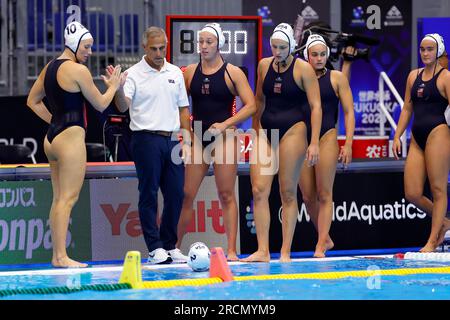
xmin=168 ymin=248 xmax=189 ymax=263
xmin=147 ymin=248 xmax=172 ymax=265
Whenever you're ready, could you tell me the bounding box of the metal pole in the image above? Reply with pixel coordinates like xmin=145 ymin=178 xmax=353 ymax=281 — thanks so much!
xmin=8 ymin=0 xmax=14 ymax=95
xmin=378 ymin=74 xmax=385 ymax=136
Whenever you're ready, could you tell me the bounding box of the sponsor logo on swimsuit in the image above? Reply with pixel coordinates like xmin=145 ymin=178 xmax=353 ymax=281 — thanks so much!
xmin=417 ymin=83 xmax=425 ymax=98
xmin=202 ymin=78 xmax=210 ymax=95
xmin=274 ymin=77 xmax=282 ymax=94
xmin=273 ymin=82 xmax=282 ymax=94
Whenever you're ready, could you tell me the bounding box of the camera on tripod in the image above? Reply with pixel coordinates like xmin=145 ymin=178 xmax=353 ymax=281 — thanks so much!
xmin=104 ymin=114 xmax=131 ymax=162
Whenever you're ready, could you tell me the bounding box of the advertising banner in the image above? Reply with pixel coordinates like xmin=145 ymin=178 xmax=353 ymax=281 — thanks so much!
xmin=243 ymin=0 xmax=331 ymax=58
xmin=0 ymin=180 xmax=91 ymax=264
xmin=239 ymin=171 xmax=430 ymax=255
xmin=339 ymin=0 xmax=412 ymax=138
xmin=89 ymin=178 xmax=147 ymax=261
xmin=337 ymin=135 xmax=389 ymax=159
xmin=90 ymin=176 xmax=240 ymax=260
xmin=178 ymin=176 xmax=240 ymax=255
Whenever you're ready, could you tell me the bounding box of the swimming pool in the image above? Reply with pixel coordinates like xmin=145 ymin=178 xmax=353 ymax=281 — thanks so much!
xmin=0 ymin=254 xmax=449 ymax=300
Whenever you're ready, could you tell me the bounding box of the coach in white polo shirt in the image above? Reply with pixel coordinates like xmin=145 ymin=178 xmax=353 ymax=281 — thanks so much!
xmin=112 ymin=26 xmax=191 ymax=264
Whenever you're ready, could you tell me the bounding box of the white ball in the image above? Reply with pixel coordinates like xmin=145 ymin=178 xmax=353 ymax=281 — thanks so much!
xmin=187 ymin=242 xmax=211 ymax=272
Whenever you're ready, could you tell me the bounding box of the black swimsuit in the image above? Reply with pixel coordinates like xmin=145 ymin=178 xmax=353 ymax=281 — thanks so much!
xmin=304 ymin=70 xmax=339 ymax=143
xmin=410 ymin=68 xmax=448 ymax=151
xmin=44 ymin=59 xmax=87 ymax=143
xmin=190 ymin=62 xmax=235 ymax=148
xmin=261 ymin=58 xmax=308 ymax=144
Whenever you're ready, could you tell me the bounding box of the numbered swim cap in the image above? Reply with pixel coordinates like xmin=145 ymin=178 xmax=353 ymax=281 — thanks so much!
xmin=64 ymin=21 xmax=93 ymax=54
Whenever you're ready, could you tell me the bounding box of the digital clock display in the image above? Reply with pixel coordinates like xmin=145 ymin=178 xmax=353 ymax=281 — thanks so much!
xmin=167 ymin=16 xmax=262 ymax=93
xmin=178 ymin=28 xmax=248 ymax=55
xmin=166 ymin=16 xmax=261 ymax=130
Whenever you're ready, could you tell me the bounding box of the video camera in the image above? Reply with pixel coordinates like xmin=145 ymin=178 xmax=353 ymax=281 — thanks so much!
xmin=294 ymin=17 xmax=380 ymax=63
xmin=318 ymin=27 xmax=379 ymax=62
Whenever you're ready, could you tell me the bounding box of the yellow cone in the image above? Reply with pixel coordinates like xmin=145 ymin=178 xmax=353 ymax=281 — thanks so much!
xmin=119 ymin=251 xmax=143 ymax=289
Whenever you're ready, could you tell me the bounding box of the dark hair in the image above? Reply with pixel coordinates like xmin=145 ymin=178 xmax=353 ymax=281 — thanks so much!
xmin=300 ymin=20 xmax=332 ymax=48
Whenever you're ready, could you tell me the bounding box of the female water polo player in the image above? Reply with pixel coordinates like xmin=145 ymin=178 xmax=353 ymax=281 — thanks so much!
xmin=393 ymin=33 xmax=450 ymax=252
xmin=27 ymin=21 xmax=126 ymax=267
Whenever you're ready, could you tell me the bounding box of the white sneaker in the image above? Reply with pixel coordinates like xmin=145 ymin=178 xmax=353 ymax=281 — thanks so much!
xmin=147 ymin=248 xmax=172 ymax=265
xmin=168 ymin=248 xmax=188 ymax=263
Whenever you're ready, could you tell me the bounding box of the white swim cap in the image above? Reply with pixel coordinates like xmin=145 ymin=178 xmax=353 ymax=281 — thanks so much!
xmin=303 ymin=34 xmax=330 ymax=61
xmin=421 ymin=33 xmax=445 ymax=58
xmin=270 ymin=23 xmax=296 ymax=55
xmin=201 ymin=23 xmax=225 ymax=49
xmin=64 ymin=21 xmax=93 ymax=54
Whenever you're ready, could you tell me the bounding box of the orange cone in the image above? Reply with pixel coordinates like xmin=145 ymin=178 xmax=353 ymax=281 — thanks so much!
xmin=209 ymin=247 xmax=234 ymax=282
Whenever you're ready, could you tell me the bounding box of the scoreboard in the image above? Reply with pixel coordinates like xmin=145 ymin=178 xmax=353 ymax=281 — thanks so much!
xmin=166 ymin=15 xmax=262 ymax=95
xmin=166 ymin=16 xmax=262 ymax=130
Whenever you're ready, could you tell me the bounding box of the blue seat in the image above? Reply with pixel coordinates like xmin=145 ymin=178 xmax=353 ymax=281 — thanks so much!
xmin=45 ymin=12 xmax=64 ymax=51
xmin=88 ymin=13 xmax=114 ymax=52
xmin=59 ymin=0 xmax=87 ymax=14
xmin=27 ymin=0 xmax=51 ymax=50
xmin=118 ymin=14 xmax=139 ymax=53
xmin=28 ymin=0 xmax=87 ymax=51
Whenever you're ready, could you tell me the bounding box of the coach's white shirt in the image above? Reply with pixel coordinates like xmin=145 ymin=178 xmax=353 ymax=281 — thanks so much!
xmin=123 ymin=57 xmax=189 ymax=132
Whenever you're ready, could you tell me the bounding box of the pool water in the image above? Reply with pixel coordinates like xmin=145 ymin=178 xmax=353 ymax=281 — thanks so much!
xmin=0 ymin=256 xmax=449 ymax=300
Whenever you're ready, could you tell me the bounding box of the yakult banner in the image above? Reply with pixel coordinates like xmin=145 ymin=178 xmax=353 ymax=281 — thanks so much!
xmin=90 ymin=177 xmax=240 ymax=260
xmin=0 ymin=181 xmax=91 ymax=264
xmin=239 ymin=171 xmax=430 ymax=254
xmin=339 ymin=0 xmax=412 ymax=137
xmin=89 ymin=179 xmax=147 ymax=261
xmin=179 ymin=176 xmax=240 ymax=255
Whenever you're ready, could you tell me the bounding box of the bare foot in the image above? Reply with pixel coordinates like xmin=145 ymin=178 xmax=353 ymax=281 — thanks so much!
xmin=419 ymin=241 xmax=438 ymax=253
xmin=313 ymin=237 xmax=334 ymax=258
xmin=313 ymin=246 xmax=326 ymax=258
xmin=437 ymin=220 xmax=450 ymax=246
xmin=279 ymin=254 xmax=291 ymax=263
xmin=326 ymin=238 xmax=334 ymax=251
xmin=240 ymin=251 xmax=270 ymax=262
xmin=52 ymin=256 xmax=88 ymax=268
xmin=227 ymin=252 xmax=239 ymax=262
